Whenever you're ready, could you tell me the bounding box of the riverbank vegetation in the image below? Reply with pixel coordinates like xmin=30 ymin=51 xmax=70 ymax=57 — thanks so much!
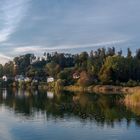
xmin=1 ymin=47 xmax=140 ymax=89
xmin=125 ymin=92 xmax=140 ymax=107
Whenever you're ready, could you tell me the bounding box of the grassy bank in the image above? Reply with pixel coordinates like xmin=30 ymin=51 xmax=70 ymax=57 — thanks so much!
xmin=64 ymin=85 xmax=140 ymax=94
xmin=125 ymin=92 xmax=140 ymax=107
xmin=4 ymin=79 xmax=140 ymax=94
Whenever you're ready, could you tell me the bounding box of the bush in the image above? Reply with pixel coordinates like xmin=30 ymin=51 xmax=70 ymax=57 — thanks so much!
xmin=57 ymin=68 xmax=74 ymax=86
xmin=77 ymin=71 xmax=93 ymax=87
xmin=125 ymin=92 xmax=140 ymax=106
xmin=19 ymin=81 xmax=25 ymax=89
xmin=13 ymin=82 xmax=18 ymax=87
xmin=55 ymin=79 xmax=64 ymax=90
xmin=126 ymin=79 xmax=138 ymax=87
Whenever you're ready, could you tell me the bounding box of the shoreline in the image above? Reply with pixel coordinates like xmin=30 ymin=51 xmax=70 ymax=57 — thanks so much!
xmin=64 ymin=85 xmax=140 ymax=94
xmin=3 ymin=82 xmax=140 ymax=94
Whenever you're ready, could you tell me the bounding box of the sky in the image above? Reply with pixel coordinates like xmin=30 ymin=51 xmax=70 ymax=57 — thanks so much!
xmin=0 ymin=0 xmax=140 ymax=64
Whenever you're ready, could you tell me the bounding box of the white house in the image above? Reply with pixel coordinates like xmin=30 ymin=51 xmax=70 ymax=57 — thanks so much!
xmin=24 ymin=77 xmax=31 ymax=82
xmin=47 ymin=91 xmax=54 ymax=99
xmin=73 ymin=72 xmax=80 ymax=79
xmin=15 ymin=75 xmax=25 ymax=82
xmin=47 ymin=77 xmax=54 ymax=83
xmin=2 ymin=75 xmax=8 ymax=82
xmin=32 ymin=79 xmax=38 ymax=83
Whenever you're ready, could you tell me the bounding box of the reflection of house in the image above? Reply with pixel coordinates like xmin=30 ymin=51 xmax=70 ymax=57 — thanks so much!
xmin=2 ymin=75 xmax=8 ymax=81
xmin=73 ymin=72 xmax=80 ymax=79
xmin=2 ymin=88 xmax=7 ymax=99
xmin=15 ymin=75 xmax=25 ymax=82
xmin=47 ymin=77 xmax=54 ymax=83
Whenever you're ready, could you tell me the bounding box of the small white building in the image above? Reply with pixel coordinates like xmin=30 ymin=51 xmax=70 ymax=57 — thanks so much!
xmin=2 ymin=75 xmax=8 ymax=82
xmin=32 ymin=79 xmax=38 ymax=83
xmin=73 ymin=72 xmax=80 ymax=79
xmin=24 ymin=77 xmax=31 ymax=82
xmin=47 ymin=91 xmax=54 ymax=99
xmin=15 ymin=75 xmax=25 ymax=82
xmin=47 ymin=77 xmax=54 ymax=83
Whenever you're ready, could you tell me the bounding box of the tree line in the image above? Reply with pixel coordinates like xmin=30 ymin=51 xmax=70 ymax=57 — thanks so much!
xmin=1 ymin=47 xmax=140 ymax=87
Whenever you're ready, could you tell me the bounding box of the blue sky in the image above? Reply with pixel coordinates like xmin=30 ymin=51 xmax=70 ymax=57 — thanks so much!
xmin=0 ymin=0 xmax=140 ymax=63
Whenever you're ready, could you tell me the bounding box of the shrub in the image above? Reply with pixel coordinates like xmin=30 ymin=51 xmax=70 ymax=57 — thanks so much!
xmin=126 ymin=79 xmax=138 ymax=87
xmin=77 ymin=71 xmax=93 ymax=87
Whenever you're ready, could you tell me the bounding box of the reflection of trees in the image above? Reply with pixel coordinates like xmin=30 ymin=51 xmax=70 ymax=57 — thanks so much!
xmin=0 ymin=89 xmax=139 ymax=127
xmin=72 ymin=93 xmax=133 ymax=126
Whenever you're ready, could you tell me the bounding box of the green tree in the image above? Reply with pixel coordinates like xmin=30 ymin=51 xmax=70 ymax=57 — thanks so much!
xmin=127 ymin=48 xmax=132 ymax=58
xmin=0 ymin=64 xmax=3 ymax=77
xmin=57 ymin=68 xmax=74 ymax=85
xmin=99 ymin=56 xmax=130 ymax=83
xmin=78 ymin=71 xmax=93 ymax=87
xmin=3 ymin=61 xmax=14 ymax=77
xmin=45 ymin=61 xmax=60 ymax=78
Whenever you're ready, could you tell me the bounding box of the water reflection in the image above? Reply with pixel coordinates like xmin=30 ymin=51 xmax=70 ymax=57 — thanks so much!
xmin=2 ymin=88 xmax=7 ymax=100
xmin=0 ymin=89 xmax=140 ymax=127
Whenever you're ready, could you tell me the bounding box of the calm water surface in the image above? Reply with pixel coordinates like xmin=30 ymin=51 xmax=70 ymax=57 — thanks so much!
xmin=0 ymin=89 xmax=140 ymax=140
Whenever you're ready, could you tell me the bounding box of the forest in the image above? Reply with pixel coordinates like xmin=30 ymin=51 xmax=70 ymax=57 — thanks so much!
xmin=1 ymin=47 xmax=140 ymax=87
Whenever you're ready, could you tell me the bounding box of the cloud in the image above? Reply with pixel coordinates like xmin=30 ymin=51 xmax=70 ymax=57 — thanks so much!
xmin=46 ymin=39 xmax=128 ymax=50
xmin=31 ymin=16 xmax=46 ymax=21
xmin=13 ymin=39 xmax=128 ymax=54
xmin=0 ymin=54 xmax=11 ymax=60
xmin=0 ymin=0 xmax=30 ymax=42
xmin=0 ymin=53 xmax=12 ymax=65
xmin=14 ymin=46 xmax=42 ymax=53
xmin=0 ymin=0 xmax=137 ymax=58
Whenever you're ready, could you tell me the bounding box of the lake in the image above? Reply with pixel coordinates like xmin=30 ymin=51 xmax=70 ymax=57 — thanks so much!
xmin=0 ymin=88 xmax=140 ymax=140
